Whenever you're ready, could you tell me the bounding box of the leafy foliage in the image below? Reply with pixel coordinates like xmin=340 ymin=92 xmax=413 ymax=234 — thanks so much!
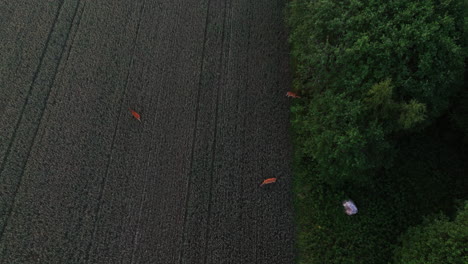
xmin=292 ymin=91 xmax=392 ymax=185
xmin=398 ymin=99 xmax=427 ymax=130
xmin=288 ymin=0 xmax=465 ymax=119
xmin=287 ymin=0 xmax=467 ymax=263
xmin=292 ymin=117 xmax=468 ymax=264
xmin=288 ymin=0 xmax=465 ymax=186
xmin=393 ymin=202 xmax=468 ymax=264
xmin=365 ymin=79 xmax=427 ymax=132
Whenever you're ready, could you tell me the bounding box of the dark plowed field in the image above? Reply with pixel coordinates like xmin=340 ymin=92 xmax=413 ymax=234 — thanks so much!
xmin=0 ymin=0 xmax=294 ymax=263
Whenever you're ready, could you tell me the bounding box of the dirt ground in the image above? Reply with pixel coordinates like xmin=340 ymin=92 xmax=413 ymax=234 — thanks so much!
xmin=0 ymin=0 xmax=294 ymax=263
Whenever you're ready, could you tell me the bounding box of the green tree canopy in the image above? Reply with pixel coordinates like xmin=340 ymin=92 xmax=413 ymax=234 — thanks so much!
xmin=287 ymin=0 xmax=466 ymax=185
xmin=393 ymin=201 xmax=468 ymax=264
xmin=288 ymin=0 xmax=465 ymax=120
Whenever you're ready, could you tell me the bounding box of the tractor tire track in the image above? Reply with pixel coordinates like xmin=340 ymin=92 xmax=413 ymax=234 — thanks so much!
xmin=0 ymin=0 xmax=83 ymax=240
xmin=83 ymin=1 xmax=146 ymax=263
xmin=202 ymin=1 xmax=229 ymax=262
xmin=64 ymin=2 xmax=87 ymax=64
xmin=176 ymin=0 xmax=211 ymax=262
xmin=0 ymin=0 xmax=295 ymax=263
xmin=0 ymin=1 xmax=153 ymax=262
xmin=0 ymin=0 xmax=65 ymax=179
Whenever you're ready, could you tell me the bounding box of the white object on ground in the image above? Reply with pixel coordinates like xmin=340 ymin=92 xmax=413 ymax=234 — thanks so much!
xmin=343 ymin=200 xmax=358 ymax=215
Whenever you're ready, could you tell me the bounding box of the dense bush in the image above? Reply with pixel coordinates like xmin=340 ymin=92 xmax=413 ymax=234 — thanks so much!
xmin=292 ymin=121 xmax=468 ymax=264
xmin=288 ymin=0 xmax=465 ymax=185
xmin=288 ymin=0 xmax=465 ymax=111
xmin=393 ymin=202 xmax=468 ymax=264
xmin=293 ymin=162 xmax=403 ymax=264
xmin=287 ymin=0 xmax=467 ymax=263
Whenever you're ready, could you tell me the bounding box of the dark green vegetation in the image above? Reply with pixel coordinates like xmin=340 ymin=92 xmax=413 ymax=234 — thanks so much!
xmin=287 ymin=0 xmax=467 ymax=263
xmin=393 ymin=201 xmax=468 ymax=264
xmin=0 ymin=0 xmax=294 ymax=263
